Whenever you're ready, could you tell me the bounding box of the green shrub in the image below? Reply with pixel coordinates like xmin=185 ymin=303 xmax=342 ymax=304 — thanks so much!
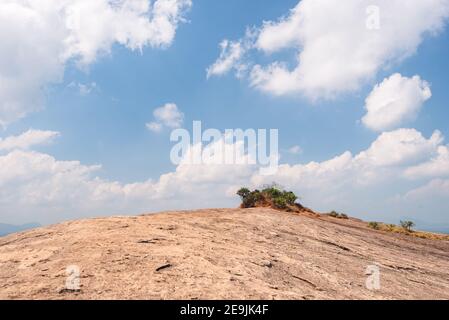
xmin=240 ymin=190 xmax=261 ymax=208
xmin=236 ymin=185 xmax=300 ymax=210
xmin=400 ymin=220 xmax=415 ymax=232
xmin=329 ymin=211 xmax=338 ymax=218
xmin=236 ymin=187 xmax=251 ymax=200
xmin=329 ymin=210 xmax=349 ymax=219
xmin=368 ymin=222 xmax=380 ymax=230
xmin=273 ymin=197 xmax=287 ymax=209
xmin=283 ymin=191 xmax=298 ymax=205
xmin=262 ymin=187 xmax=283 ymax=199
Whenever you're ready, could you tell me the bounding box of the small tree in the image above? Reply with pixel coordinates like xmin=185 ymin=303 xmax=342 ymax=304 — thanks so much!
xmin=236 ymin=187 xmax=250 ymax=200
xmin=237 ymin=188 xmax=263 ymax=208
xmin=245 ymin=190 xmax=262 ymax=208
xmin=400 ymin=220 xmax=415 ymax=232
xmin=283 ymin=191 xmax=298 ymax=205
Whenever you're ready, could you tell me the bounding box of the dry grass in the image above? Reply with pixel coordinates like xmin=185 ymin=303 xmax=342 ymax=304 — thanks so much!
xmin=368 ymin=222 xmax=449 ymax=241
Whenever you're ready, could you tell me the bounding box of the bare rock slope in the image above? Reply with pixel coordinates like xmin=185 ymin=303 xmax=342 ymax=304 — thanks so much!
xmin=1 ymin=208 xmax=448 ymax=299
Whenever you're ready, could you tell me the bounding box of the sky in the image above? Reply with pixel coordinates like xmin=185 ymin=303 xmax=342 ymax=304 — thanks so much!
xmin=1 ymin=0 xmax=449 ymax=232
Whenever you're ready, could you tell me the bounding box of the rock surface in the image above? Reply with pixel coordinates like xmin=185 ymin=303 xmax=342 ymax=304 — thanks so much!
xmin=0 ymin=208 xmax=448 ymax=299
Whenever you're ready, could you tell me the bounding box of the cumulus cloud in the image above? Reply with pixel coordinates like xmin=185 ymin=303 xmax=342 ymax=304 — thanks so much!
xmin=354 ymin=129 xmax=442 ymax=167
xmin=0 ymin=0 xmax=192 ymax=127
xmin=405 ymin=145 xmax=449 ymax=179
xmin=206 ymin=40 xmax=245 ymax=78
xmin=146 ymin=103 xmax=184 ymax=132
xmin=206 ymin=29 xmax=256 ymax=78
xmin=361 ymin=74 xmax=432 ymax=131
xmin=0 ymin=133 xmax=254 ymax=224
xmin=0 ymin=129 xmax=60 ymax=151
xmin=403 ymin=179 xmax=449 ymax=200
xmin=0 ymin=149 xmax=109 ymax=223
xmin=251 ymin=128 xmax=446 ymax=213
xmin=255 ymin=128 xmax=443 ymax=187
xmin=2 ymin=127 xmax=449 ymax=225
xmin=208 ymin=0 xmax=449 ymax=98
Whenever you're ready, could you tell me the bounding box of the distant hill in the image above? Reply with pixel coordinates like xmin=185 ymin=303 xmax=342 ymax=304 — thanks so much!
xmin=1 ymin=208 xmax=448 ymax=299
xmin=0 ymin=223 xmax=41 ymax=237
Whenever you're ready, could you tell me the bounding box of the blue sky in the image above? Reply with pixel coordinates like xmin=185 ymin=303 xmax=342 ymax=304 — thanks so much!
xmin=1 ymin=0 xmax=449 ymax=231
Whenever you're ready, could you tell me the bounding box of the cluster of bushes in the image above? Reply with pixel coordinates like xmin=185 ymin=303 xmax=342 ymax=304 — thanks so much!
xmin=236 ymin=184 xmax=300 ymax=210
xmin=368 ymin=220 xmax=415 ymax=233
xmin=328 ymin=211 xmax=349 ymax=219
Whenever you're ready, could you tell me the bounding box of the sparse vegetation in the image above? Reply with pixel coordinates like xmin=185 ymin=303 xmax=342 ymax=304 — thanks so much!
xmin=368 ymin=222 xmax=380 ymax=230
xmin=328 ymin=211 xmax=349 ymax=219
xmin=366 ymin=220 xmax=449 ymax=241
xmin=400 ymin=220 xmax=415 ymax=233
xmin=329 ymin=211 xmax=338 ymax=218
xmin=236 ymin=186 xmax=448 ymax=242
xmin=236 ymin=184 xmax=303 ymax=212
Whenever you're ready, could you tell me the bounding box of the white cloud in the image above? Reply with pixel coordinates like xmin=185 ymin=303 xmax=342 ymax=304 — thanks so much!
xmin=405 ymin=145 xmax=449 ymax=179
xmin=254 ymin=129 xmax=442 ymax=191
xmin=0 ymin=129 xmax=60 ymax=151
xmin=68 ymin=81 xmax=98 ymax=96
xmin=62 ymin=0 xmax=192 ymax=65
xmin=403 ymin=178 xmax=449 ymax=200
xmin=207 ymin=40 xmax=245 ymax=78
xmin=146 ymin=103 xmax=184 ymax=132
xmin=1 ymin=127 xmax=449 ymax=225
xmin=251 ymin=151 xmax=354 ymax=194
xmin=388 ymin=178 xmax=449 ymax=227
xmin=0 ymin=0 xmax=192 ymax=127
xmin=362 ymin=74 xmax=432 ymax=131
xmin=354 ymin=128 xmax=442 ymax=167
xmin=0 ymin=133 xmax=254 ymax=224
xmin=251 ymin=128 xmax=446 ymax=212
xmin=287 ymin=145 xmax=302 ymax=155
xmin=0 ymin=149 xmax=110 ymax=223
xmin=255 ymin=5 xmax=302 ymax=54
xmin=302 ymin=127 xmax=442 ymax=184
xmin=146 ymin=122 xmax=163 ymax=133
xmin=210 ymin=0 xmax=449 ymax=98
xmin=206 ymin=29 xmax=256 ymax=78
